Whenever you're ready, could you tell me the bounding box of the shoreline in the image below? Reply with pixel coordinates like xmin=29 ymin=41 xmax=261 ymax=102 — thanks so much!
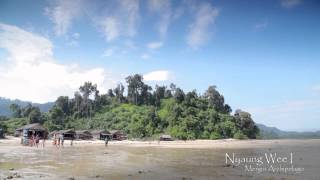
xmin=1 ymin=136 xmax=320 ymax=149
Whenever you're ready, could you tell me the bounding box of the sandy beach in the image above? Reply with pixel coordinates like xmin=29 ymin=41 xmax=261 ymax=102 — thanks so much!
xmin=1 ymin=136 xmax=320 ymax=149
xmin=1 ymin=137 xmax=320 ymax=180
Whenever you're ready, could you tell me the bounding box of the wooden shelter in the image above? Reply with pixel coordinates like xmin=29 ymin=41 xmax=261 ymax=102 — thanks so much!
xmin=110 ymin=130 xmax=127 ymax=141
xmin=16 ymin=123 xmax=48 ymax=145
xmin=160 ymin=134 xmax=173 ymax=141
xmin=75 ymin=130 xmax=93 ymax=140
xmin=91 ymin=130 xmax=111 ymax=140
xmin=56 ymin=129 xmax=76 ymax=140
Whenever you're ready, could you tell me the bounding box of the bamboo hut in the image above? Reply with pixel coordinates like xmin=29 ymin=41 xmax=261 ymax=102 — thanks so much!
xmin=160 ymin=134 xmax=173 ymax=141
xmin=91 ymin=130 xmax=111 ymax=140
xmin=75 ymin=130 xmax=93 ymax=140
xmin=56 ymin=129 xmax=76 ymax=140
xmin=17 ymin=123 xmax=48 ymax=145
xmin=110 ymin=130 xmax=127 ymax=141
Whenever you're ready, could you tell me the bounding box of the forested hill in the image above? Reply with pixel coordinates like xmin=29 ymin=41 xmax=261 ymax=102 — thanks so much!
xmin=0 ymin=97 xmax=53 ymax=117
xmin=1 ymin=74 xmax=260 ymax=140
xmin=258 ymin=124 xmax=320 ymax=139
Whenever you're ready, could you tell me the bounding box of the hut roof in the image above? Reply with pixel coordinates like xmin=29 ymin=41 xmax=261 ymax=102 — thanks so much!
xmin=90 ymin=130 xmax=110 ymax=135
xmin=75 ymin=130 xmax=91 ymax=135
xmin=58 ymin=129 xmax=75 ymax=134
xmin=110 ymin=130 xmax=123 ymax=134
xmin=160 ymin=134 xmax=172 ymax=139
xmin=16 ymin=123 xmax=46 ymax=131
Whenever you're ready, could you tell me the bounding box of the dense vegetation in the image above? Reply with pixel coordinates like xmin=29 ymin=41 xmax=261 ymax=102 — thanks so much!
xmin=0 ymin=74 xmax=259 ymax=140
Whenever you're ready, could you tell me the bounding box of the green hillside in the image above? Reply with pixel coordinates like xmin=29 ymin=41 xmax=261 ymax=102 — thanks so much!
xmin=0 ymin=74 xmax=259 ymax=140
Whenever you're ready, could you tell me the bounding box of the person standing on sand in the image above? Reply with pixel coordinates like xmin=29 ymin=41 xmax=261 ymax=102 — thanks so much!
xmin=42 ymin=134 xmax=46 ymax=148
xmin=57 ymin=135 xmax=61 ymax=148
xmin=105 ymin=137 xmax=109 ymax=147
xmin=60 ymin=133 xmax=64 ymax=147
xmin=35 ymin=134 xmax=40 ymax=148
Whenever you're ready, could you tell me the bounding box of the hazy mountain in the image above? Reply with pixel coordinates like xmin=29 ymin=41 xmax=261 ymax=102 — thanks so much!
xmin=0 ymin=97 xmax=54 ymax=117
xmin=258 ymin=124 xmax=320 ymax=139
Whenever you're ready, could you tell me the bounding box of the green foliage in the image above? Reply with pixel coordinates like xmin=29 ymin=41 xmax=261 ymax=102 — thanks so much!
xmin=4 ymin=74 xmax=260 ymax=140
xmin=233 ymin=131 xmax=248 ymax=139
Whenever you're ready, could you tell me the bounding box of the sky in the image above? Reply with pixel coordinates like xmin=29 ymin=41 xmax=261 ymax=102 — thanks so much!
xmin=0 ymin=0 xmax=320 ymax=131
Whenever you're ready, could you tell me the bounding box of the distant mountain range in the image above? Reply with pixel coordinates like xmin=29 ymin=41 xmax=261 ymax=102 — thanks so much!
xmin=0 ymin=97 xmax=54 ymax=117
xmin=257 ymin=124 xmax=320 ymax=139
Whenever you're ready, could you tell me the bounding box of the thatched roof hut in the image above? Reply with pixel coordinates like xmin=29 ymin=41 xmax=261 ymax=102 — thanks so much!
xmin=160 ymin=134 xmax=173 ymax=141
xmin=75 ymin=130 xmax=93 ymax=140
xmin=17 ymin=123 xmax=48 ymax=145
xmin=91 ymin=130 xmax=111 ymax=140
xmin=110 ymin=130 xmax=127 ymax=140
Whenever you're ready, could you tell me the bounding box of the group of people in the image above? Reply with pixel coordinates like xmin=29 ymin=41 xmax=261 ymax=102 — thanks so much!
xmin=26 ymin=131 xmax=45 ymax=148
xmin=52 ymin=133 xmax=74 ymax=148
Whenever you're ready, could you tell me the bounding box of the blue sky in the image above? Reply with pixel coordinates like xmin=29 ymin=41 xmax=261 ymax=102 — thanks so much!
xmin=0 ymin=0 xmax=320 ymax=131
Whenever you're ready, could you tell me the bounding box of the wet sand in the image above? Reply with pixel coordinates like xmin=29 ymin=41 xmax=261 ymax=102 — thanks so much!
xmin=1 ymin=137 xmax=320 ymax=180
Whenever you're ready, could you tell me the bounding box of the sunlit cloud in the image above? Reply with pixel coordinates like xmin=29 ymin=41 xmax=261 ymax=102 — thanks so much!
xmin=0 ymin=23 xmax=118 ymax=103
xmin=143 ymin=70 xmax=171 ymax=81
xmin=186 ymin=2 xmax=219 ymax=49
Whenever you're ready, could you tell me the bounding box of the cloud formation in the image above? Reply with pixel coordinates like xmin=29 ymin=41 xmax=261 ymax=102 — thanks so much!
xmin=186 ymin=2 xmax=219 ymax=49
xmin=148 ymin=0 xmax=172 ymax=38
xmin=0 ymin=23 xmax=117 ymax=103
xmin=280 ymin=0 xmax=301 ymax=8
xmin=147 ymin=41 xmax=163 ymax=49
xmin=97 ymin=0 xmax=140 ymax=42
xmin=44 ymin=0 xmax=83 ymax=36
xmin=143 ymin=70 xmax=170 ymax=81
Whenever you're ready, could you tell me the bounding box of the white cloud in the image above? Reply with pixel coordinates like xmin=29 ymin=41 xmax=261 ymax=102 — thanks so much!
xmin=186 ymin=2 xmax=219 ymax=49
xmin=144 ymin=70 xmax=170 ymax=81
xmin=148 ymin=0 xmax=172 ymax=38
xmin=44 ymin=0 xmax=83 ymax=36
xmin=254 ymin=21 xmax=268 ymax=31
xmin=146 ymin=41 xmax=163 ymax=49
xmin=280 ymin=0 xmax=301 ymax=8
xmin=141 ymin=54 xmax=151 ymax=59
xmin=98 ymin=0 xmax=139 ymax=42
xmin=0 ymin=23 xmax=118 ymax=103
xmin=100 ymin=17 xmax=120 ymax=42
xmin=103 ymin=48 xmax=115 ymax=57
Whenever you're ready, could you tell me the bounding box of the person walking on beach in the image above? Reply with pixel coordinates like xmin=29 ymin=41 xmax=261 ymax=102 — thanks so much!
xmin=57 ymin=135 xmax=61 ymax=148
xmin=42 ymin=134 xmax=46 ymax=148
xmin=60 ymin=133 xmax=64 ymax=147
xmin=105 ymin=137 xmax=109 ymax=147
xmin=35 ymin=134 xmax=40 ymax=148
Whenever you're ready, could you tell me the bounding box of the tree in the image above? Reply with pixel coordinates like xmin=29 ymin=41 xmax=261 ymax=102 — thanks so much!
xmin=174 ymin=88 xmax=185 ymax=103
xmin=28 ymin=107 xmax=42 ymax=124
xmin=234 ymin=109 xmax=259 ymax=139
xmin=204 ymin=86 xmax=231 ymax=113
xmin=154 ymin=85 xmax=166 ymax=106
xmin=107 ymin=89 xmax=115 ymax=97
xmin=9 ymin=103 xmax=22 ymax=118
xmin=55 ymin=96 xmax=70 ymax=115
xmin=79 ymin=82 xmax=98 ymax=119
xmin=126 ymin=74 xmax=144 ymax=105
xmin=114 ymin=83 xmax=125 ymax=103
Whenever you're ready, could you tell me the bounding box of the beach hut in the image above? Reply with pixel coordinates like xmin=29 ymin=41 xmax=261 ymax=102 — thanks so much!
xmin=57 ymin=129 xmax=76 ymax=140
xmin=75 ymin=130 xmax=93 ymax=140
xmin=17 ymin=123 xmax=48 ymax=145
xmin=160 ymin=134 xmax=173 ymax=141
xmin=110 ymin=130 xmax=127 ymax=141
xmin=91 ymin=130 xmax=111 ymax=140
xmin=0 ymin=129 xmax=4 ymax=139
